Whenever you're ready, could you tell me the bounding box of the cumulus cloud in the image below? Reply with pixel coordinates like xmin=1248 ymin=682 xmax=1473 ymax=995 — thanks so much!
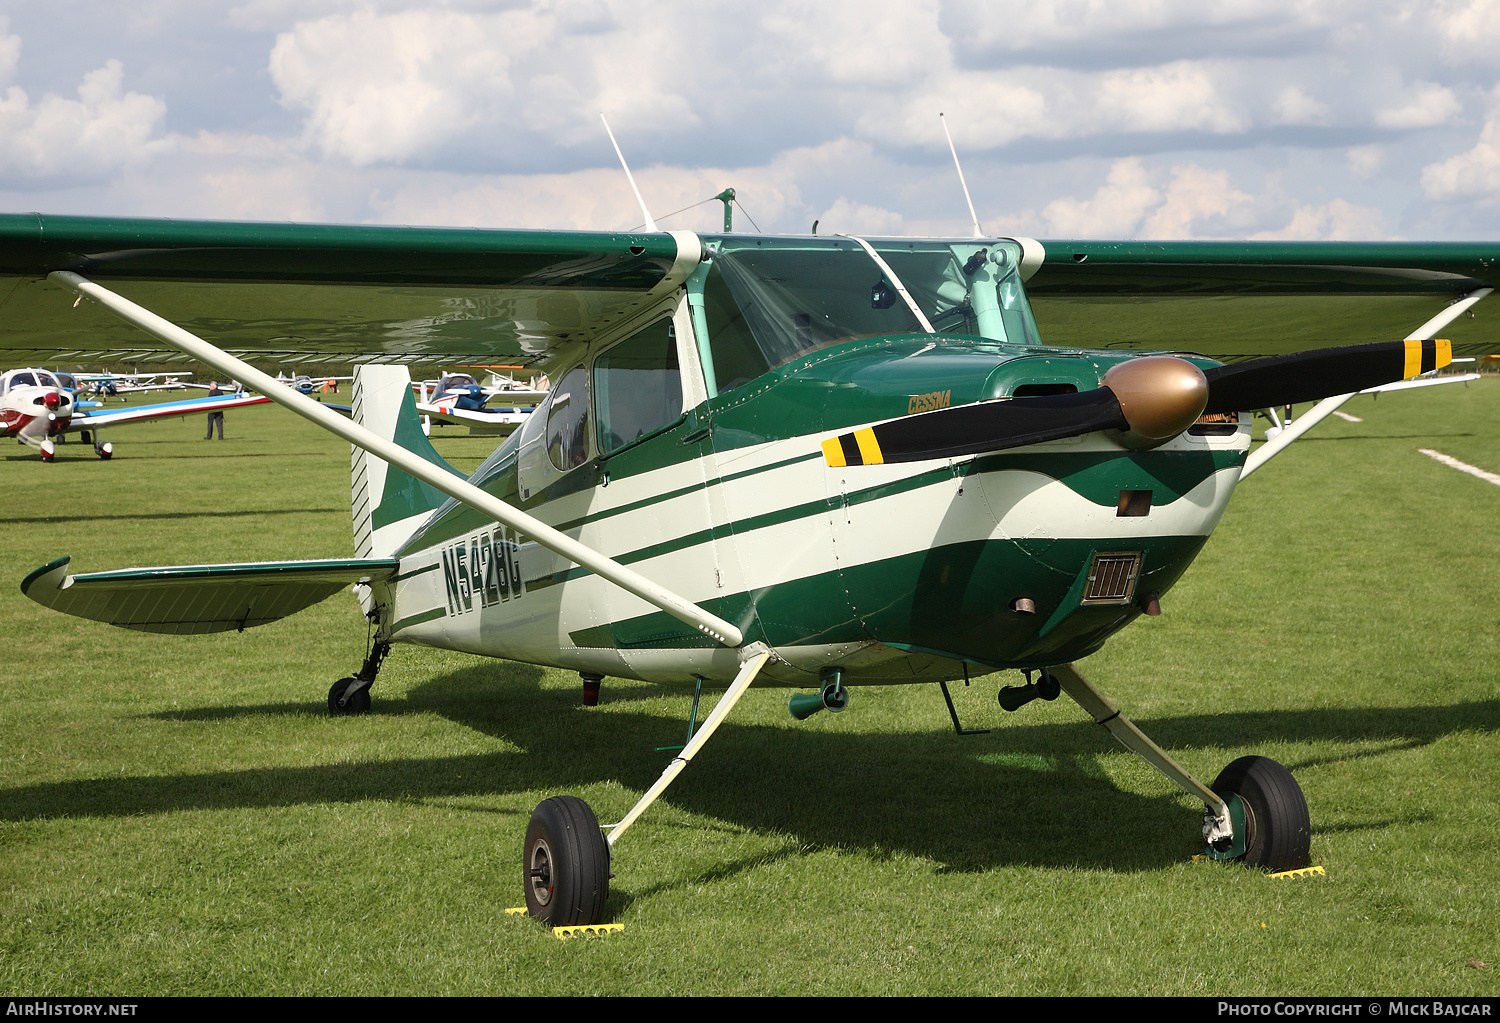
xmin=1041 ymin=158 xmax=1162 ymax=237
xmin=0 ymin=3 xmax=1495 ymax=237
xmin=1140 ymin=164 xmax=1253 ymax=237
xmin=1422 ymin=114 xmax=1500 ymax=201
xmin=1433 ymin=0 xmax=1500 ymax=61
xmin=1271 ymin=86 xmax=1332 ymax=126
xmin=1038 ymin=158 xmax=1387 ymax=240
xmin=269 ymin=9 xmax=514 ymax=166
xmin=267 ymin=5 xmax=715 ymax=166
xmin=1096 ymin=62 xmax=1246 ymax=135
xmin=1375 ymin=82 xmax=1461 ymax=130
xmin=1249 ymin=199 xmax=1389 ymax=240
xmin=365 ymin=138 xmax=879 ymax=232
xmin=814 ymin=197 xmax=905 ymax=236
xmin=0 ymin=52 xmax=171 ymax=182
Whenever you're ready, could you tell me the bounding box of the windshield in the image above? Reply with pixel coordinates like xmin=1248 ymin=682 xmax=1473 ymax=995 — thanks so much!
xmin=694 ymin=237 xmax=923 ymax=392
xmin=873 ymin=240 xmax=1042 ymax=346
xmin=693 ymin=235 xmax=1042 ymax=394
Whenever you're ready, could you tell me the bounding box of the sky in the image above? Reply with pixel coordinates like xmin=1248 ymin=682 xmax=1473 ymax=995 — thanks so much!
xmin=3 ymin=0 xmax=1500 ymax=240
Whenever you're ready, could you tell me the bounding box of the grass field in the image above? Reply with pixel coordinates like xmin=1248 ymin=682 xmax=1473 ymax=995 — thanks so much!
xmin=1 ymin=384 xmax=1497 ymax=996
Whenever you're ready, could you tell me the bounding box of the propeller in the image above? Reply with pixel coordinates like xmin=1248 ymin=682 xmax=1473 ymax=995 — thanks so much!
xmin=821 ymin=338 xmax=1451 ymax=467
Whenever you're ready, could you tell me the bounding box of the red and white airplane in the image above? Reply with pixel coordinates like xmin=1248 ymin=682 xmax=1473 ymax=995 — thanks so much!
xmin=0 ymin=367 xmax=269 ymax=461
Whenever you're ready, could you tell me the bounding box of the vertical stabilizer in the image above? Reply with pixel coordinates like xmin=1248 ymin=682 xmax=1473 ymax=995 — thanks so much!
xmin=351 ymin=365 xmax=458 ymax=558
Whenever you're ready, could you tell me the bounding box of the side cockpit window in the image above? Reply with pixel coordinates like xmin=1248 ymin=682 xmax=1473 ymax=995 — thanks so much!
xmin=593 ymin=318 xmax=683 ymax=457
xmin=545 ymin=366 xmax=590 ymax=471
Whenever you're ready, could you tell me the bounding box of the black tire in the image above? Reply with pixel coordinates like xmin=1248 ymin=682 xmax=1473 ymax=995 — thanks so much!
xmin=1211 ymin=755 xmax=1310 ymax=872
xmin=523 ymin=796 xmax=609 ymax=926
xmin=327 ymin=677 xmax=371 ymax=716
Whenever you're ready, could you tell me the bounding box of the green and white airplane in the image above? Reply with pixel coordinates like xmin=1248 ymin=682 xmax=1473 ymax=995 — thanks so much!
xmin=3 ymin=213 xmax=1495 ymax=926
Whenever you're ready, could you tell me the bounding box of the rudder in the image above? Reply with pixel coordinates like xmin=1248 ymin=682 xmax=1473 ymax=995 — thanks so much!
xmin=351 ymin=365 xmax=458 ymax=558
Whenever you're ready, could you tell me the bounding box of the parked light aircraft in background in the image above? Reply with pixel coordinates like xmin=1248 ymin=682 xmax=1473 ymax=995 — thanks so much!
xmin=416 ymin=370 xmax=548 ymax=436
xmin=1 ymin=365 xmax=268 ymax=460
xmin=71 ymin=369 xmax=193 ymax=399
xmin=3 ymin=212 xmax=1494 ymax=927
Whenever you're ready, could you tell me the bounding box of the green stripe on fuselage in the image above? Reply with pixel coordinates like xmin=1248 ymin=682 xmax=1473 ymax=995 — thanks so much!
xmin=566 ymin=532 xmax=1210 ymax=668
xmin=532 ymin=449 xmax=1240 ymax=591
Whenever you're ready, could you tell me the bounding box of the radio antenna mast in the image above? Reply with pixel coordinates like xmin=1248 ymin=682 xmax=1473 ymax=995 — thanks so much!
xmin=939 ymin=112 xmax=983 ymax=238
xmin=600 ymin=112 xmax=658 ymax=233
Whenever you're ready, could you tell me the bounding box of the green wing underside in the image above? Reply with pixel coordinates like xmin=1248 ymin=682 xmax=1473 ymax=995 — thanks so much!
xmin=20 ymin=556 xmax=400 ymax=635
xmin=1 ymin=215 xmax=1498 ymax=364
xmin=0 ymin=214 xmax=679 ymax=366
xmin=1028 ymin=239 xmax=1500 ymax=358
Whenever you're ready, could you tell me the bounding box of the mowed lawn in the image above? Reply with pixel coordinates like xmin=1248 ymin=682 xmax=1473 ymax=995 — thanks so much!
xmin=0 ymin=382 xmax=1497 ymax=996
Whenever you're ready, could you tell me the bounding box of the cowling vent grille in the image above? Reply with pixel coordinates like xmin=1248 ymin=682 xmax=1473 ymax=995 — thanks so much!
xmin=1081 ymin=552 xmax=1142 ymax=605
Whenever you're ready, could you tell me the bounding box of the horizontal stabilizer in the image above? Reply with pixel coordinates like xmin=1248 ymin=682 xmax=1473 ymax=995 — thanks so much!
xmin=21 ymin=555 xmax=399 ymax=635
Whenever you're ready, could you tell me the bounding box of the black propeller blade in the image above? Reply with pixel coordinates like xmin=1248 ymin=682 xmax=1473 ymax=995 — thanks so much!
xmin=1201 ymin=338 xmax=1451 ymax=415
xmin=822 ymin=388 xmax=1127 ymax=467
xmin=821 ymin=339 xmax=1452 ymax=467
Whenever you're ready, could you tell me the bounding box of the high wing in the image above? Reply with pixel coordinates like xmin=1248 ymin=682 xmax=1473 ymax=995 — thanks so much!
xmin=0 ymin=214 xmax=697 ymax=370
xmin=1023 ymin=239 xmax=1500 ymax=360
xmin=5 ymin=216 xmax=1499 ymax=365
xmin=72 ymin=390 xmax=269 ymax=428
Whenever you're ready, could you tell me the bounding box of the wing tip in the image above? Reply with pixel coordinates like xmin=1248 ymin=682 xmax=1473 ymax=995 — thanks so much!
xmin=20 ymin=555 xmax=71 ymax=598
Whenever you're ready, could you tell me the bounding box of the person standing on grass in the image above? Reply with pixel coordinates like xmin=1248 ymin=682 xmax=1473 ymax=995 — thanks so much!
xmin=205 ymin=381 xmax=225 ymax=440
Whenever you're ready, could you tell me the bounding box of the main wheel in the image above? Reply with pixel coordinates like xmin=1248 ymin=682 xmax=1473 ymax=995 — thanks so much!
xmin=523 ymin=796 xmax=609 ymax=926
xmin=1211 ymin=755 xmax=1310 ymax=872
xmin=327 ymin=677 xmax=371 ymax=715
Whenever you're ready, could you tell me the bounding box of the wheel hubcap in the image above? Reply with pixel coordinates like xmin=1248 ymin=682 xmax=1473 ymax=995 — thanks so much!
xmin=528 ymin=839 xmax=553 ymax=906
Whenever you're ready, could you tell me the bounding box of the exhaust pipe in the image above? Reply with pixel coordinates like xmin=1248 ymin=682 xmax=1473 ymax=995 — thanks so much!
xmin=788 ymin=669 xmax=850 ymax=720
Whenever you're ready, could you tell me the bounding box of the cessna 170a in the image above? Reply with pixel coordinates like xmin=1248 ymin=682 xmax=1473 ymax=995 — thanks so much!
xmin=0 ymin=365 xmax=268 ymax=460
xmin=4 ymin=213 xmax=1495 ymax=927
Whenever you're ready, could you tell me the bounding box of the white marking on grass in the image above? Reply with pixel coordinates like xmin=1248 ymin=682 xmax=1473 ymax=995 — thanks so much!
xmin=1333 ymin=410 xmax=1363 ymax=422
xmin=1419 ymin=448 xmax=1500 ymax=487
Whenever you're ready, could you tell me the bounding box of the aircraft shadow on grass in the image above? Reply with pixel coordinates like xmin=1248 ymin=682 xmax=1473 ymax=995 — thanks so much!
xmin=5 ymin=662 xmax=1496 ymax=876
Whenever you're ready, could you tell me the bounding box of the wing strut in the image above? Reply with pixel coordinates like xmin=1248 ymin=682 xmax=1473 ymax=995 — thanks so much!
xmin=1240 ymin=287 xmax=1491 ymax=480
xmin=48 ymin=270 xmax=745 ymax=649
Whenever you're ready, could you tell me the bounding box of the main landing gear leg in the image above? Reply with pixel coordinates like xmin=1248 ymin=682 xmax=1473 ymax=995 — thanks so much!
xmin=522 ymin=643 xmax=772 ymax=926
xmin=1048 ymin=662 xmax=1310 ymax=872
xmin=327 ymin=639 xmax=390 ymax=716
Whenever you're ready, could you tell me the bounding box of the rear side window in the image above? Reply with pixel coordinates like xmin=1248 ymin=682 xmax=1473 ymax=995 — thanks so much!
xmin=593 ymin=318 xmax=683 ymax=456
xmin=545 ymin=366 xmax=590 ymax=471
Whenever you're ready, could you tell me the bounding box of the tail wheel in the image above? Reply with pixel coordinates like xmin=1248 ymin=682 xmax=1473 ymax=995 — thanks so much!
xmin=1211 ymin=755 xmax=1311 ymax=872
xmin=524 ymin=796 xmax=609 ymax=926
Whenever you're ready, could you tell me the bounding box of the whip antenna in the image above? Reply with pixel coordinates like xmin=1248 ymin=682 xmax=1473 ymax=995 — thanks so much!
xmin=600 ymin=112 xmax=658 ymax=233
xmin=940 ymin=112 xmax=983 ymax=238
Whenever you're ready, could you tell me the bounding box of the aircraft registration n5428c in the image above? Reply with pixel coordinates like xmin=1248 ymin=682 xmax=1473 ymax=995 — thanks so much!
xmin=2 ymin=213 xmax=1495 ymax=926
